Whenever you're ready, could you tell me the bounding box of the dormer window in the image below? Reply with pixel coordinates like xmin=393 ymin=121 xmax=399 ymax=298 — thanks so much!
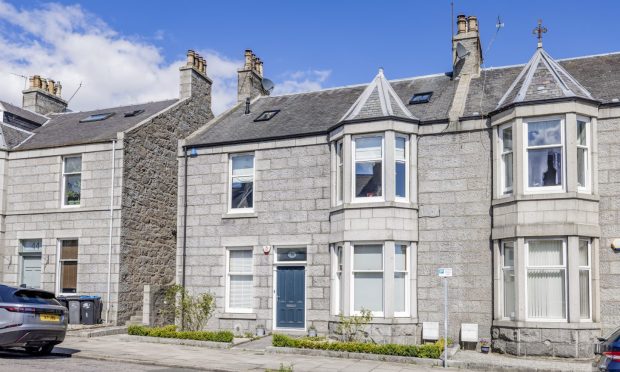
xmin=80 ymin=113 xmax=114 ymax=123
xmin=254 ymin=110 xmax=279 ymax=122
xmin=409 ymin=92 xmax=432 ymax=104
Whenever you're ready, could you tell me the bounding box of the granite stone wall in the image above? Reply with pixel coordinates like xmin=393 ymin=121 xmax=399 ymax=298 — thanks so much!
xmin=117 ymin=80 xmax=213 ymax=324
xmin=416 ymin=129 xmax=493 ymax=340
xmin=597 ymin=116 xmax=620 ymax=335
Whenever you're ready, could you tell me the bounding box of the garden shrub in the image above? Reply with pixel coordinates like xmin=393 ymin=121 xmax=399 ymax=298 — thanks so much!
xmin=128 ymin=324 xmax=233 ymax=343
xmin=272 ymin=333 xmax=442 ymax=359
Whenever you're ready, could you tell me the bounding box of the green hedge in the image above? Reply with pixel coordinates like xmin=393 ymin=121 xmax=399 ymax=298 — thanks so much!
xmin=128 ymin=325 xmax=233 ymax=343
xmin=272 ymin=333 xmax=442 ymax=359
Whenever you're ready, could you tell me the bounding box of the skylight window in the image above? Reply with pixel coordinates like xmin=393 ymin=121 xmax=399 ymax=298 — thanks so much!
xmin=124 ymin=109 xmax=145 ymax=117
xmin=254 ymin=110 xmax=280 ymax=122
xmin=80 ymin=113 xmax=114 ymax=123
xmin=409 ymin=92 xmax=433 ymax=104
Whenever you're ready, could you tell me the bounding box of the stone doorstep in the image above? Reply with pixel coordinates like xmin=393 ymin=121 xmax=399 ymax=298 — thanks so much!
xmin=120 ymin=334 xmax=233 ymax=349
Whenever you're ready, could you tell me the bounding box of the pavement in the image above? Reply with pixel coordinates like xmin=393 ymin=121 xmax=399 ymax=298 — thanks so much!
xmin=0 ymin=333 xmax=595 ymax=372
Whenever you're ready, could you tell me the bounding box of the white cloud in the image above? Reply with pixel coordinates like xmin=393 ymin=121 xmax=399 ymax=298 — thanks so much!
xmin=273 ymin=69 xmax=332 ymax=95
xmin=0 ymin=1 xmax=331 ymax=115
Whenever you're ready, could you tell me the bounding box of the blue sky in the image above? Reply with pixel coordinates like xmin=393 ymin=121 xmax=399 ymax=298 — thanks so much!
xmin=1 ymin=1 xmax=617 ymax=112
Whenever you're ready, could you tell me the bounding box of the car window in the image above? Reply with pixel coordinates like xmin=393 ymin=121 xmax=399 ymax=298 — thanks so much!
xmin=13 ymin=290 xmax=61 ymax=306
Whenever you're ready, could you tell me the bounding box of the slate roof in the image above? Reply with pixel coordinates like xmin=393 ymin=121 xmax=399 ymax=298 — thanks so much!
xmin=340 ymin=69 xmax=416 ymax=122
xmin=16 ymin=99 xmax=178 ymax=151
xmin=0 ymin=100 xmax=48 ymax=126
xmin=463 ymin=52 xmax=620 ymax=117
xmin=0 ymin=123 xmax=32 ymax=149
xmin=495 ymin=48 xmax=593 ymax=110
xmin=187 ymin=72 xmax=455 ymax=146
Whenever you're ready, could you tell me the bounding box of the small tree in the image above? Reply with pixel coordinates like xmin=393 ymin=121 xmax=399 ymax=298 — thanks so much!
xmin=335 ymin=308 xmax=373 ymax=342
xmin=162 ymin=284 xmax=215 ymax=331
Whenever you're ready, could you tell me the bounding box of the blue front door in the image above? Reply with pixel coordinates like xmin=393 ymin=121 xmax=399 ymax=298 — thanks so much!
xmin=276 ymin=266 xmax=305 ymax=328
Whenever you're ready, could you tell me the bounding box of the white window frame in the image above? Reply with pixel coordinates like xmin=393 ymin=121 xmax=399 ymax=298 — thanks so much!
xmin=499 ymin=123 xmax=514 ymax=195
xmin=336 ymin=140 xmax=344 ymax=205
xmin=350 ymin=243 xmax=384 ymax=317
xmin=352 ymin=134 xmax=385 ymax=203
xmin=524 ymin=238 xmax=568 ymax=322
xmin=500 ymin=240 xmax=516 ymax=320
xmin=225 ymin=247 xmax=254 ymax=313
xmin=394 ymin=134 xmax=409 ymax=202
xmin=579 ymin=239 xmax=592 ymax=321
xmin=576 ymin=117 xmax=591 ymax=193
xmin=61 ymin=155 xmax=82 ymax=208
xmin=19 ymin=239 xmax=42 ymax=289
xmin=394 ymin=242 xmax=410 ymax=317
xmin=228 ymin=153 xmax=255 ymax=213
xmin=523 ymin=116 xmax=566 ymax=194
xmin=331 ymin=244 xmax=344 ymax=315
xmin=56 ymin=239 xmax=78 ymax=295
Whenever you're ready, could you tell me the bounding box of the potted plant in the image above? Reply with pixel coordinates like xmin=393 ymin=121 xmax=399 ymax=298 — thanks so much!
xmin=308 ymin=325 xmax=317 ymax=338
xmin=255 ymin=324 xmax=266 ymax=337
xmin=479 ymin=338 xmax=491 ymax=353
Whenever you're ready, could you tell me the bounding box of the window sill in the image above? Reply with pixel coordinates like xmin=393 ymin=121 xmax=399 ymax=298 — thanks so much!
xmin=219 ymin=312 xmax=257 ymax=320
xmin=492 ymin=192 xmax=599 ymax=206
xmin=330 ymin=201 xmax=418 ymax=214
xmin=222 ymin=212 xmax=258 ymax=219
xmin=328 ymin=315 xmax=418 ymax=324
xmin=492 ymin=319 xmax=601 ymax=330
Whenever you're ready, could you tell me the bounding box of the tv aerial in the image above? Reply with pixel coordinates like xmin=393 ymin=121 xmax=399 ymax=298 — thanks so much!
xmin=261 ymin=78 xmax=275 ymax=93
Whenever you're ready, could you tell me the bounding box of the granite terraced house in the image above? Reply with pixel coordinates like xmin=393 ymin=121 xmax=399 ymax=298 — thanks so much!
xmin=178 ymin=16 xmax=620 ymax=358
xmin=0 ymin=50 xmax=213 ymax=324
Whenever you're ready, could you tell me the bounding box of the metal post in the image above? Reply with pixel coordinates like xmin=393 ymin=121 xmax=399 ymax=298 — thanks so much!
xmin=444 ymin=277 xmax=448 ymax=368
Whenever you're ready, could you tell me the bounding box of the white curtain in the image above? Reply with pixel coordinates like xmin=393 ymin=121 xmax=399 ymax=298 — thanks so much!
xmin=579 ymin=240 xmax=591 ymax=319
xmin=229 ymin=250 xmax=253 ymax=310
xmin=354 ymin=273 xmax=383 ymax=312
xmin=527 ymin=240 xmax=565 ymax=319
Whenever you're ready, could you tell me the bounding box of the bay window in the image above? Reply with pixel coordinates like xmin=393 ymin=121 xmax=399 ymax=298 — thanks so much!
xmin=394 ymin=243 xmax=409 ymax=316
xmin=499 ymin=124 xmax=513 ymax=194
xmin=226 ymin=248 xmax=253 ymax=312
xmin=352 ymin=244 xmax=383 ymax=314
xmin=501 ymin=241 xmax=515 ymax=319
xmin=353 ymin=136 xmax=383 ymax=200
xmin=336 ymin=141 xmax=344 ymax=204
xmin=525 ymin=119 xmax=564 ymax=191
xmin=395 ymin=135 xmax=408 ymax=200
xmin=577 ymin=119 xmax=590 ymax=191
xmin=230 ymin=153 xmax=254 ymax=211
xmin=579 ymin=239 xmax=591 ymax=320
xmin=526 ymin=239 xmax=566 ymax=320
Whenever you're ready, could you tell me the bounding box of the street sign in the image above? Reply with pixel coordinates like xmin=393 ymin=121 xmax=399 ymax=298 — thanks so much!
xmin=437 ymin=267 xmax=453 ymax=277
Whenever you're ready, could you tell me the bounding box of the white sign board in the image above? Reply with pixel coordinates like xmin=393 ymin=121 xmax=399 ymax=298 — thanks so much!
xmin=461 ymin=323 xmax=479 ymax=342
xmin=422 ymin=321 xmax=439 ymax=341
xmin=437 ymin=267 xmax=453 ymax=277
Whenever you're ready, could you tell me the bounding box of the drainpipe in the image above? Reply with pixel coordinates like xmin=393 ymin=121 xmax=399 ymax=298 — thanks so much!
xmin=105 ymin=140 xmax=116 ymax=324
xmin=181 ymin=147 xmax=188 ymax=329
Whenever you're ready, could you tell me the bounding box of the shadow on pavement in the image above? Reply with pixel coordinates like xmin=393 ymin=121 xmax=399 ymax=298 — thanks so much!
xmin=0 ymin=346 xmax=78 ymax=359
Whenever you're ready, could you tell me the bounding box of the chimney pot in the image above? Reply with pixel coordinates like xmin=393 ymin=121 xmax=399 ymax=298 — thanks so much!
xmin=55 ymin=82 xmax=62 ymax=97
xmin=244 ymin=49 xmax=253 ymax=70
xmin=47 ymin=79 xmax=55 ymax=94
xmin=187 ymin=50 xmax=196 ymax=67
xmin=467 ymin=16 xmax=478 ymax=32
xmin=201 ymin=57 xmax=207 ymax=74
xmin=245 ymin=97 xmax=251 ymax=115
xmin=33 ymin=75 xmax=42 ymax=89
xmin=457 ymin=14 xmax=467 ymax=34
xmin=196 ymin=55 xmax=203 ymax=72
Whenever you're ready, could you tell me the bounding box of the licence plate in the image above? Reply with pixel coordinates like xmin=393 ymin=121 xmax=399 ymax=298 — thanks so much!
xmin=40 ymin=314 xmax=60 ymax=322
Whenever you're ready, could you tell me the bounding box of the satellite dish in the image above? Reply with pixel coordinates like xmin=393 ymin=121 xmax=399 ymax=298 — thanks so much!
xmin=456 ymin=42 xmax=470 ymax=59
xmin=262 ymin=78 xmax=275 ymax=93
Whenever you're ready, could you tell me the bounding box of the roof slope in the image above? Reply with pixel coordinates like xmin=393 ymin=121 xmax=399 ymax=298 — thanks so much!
xmin=340 ymin=69 xmax=416 ymax=122
xmin=0 ymin=123 xmax=32 ymax=149
xmin=16 ymin=99 xmax=178 ymax=150
xmin=0 ymin=100 xmax=48 ymax=126
xmin=187 ymin=73 xmax=455 ymax=146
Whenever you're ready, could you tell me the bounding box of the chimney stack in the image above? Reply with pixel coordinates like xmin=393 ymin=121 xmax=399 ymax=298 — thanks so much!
xmin=179 ymin=49 xmax=212 ymax=102
xmin=237 ymin=49 xmax=269 ymax=103
xmin=22 ymin=74 xmax=68 ymax=115
xmin=452 ymin=14 xmax=483 ymax=78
